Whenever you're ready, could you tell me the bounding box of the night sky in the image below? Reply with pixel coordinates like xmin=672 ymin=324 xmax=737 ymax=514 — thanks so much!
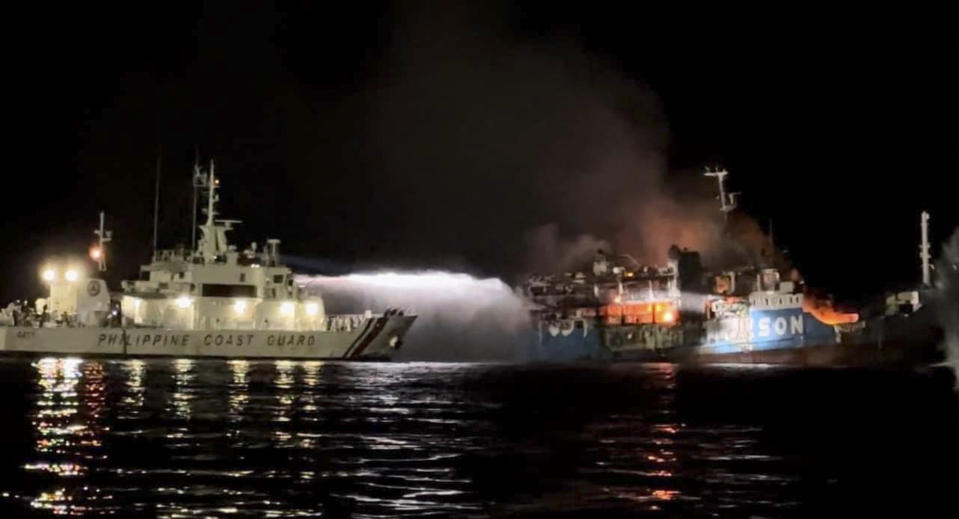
xmin=4 ymin=1 xmax=957 ymax=303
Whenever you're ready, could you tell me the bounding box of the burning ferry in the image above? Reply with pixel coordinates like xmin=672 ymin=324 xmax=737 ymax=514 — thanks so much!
xmin=0 ymin=161 xmax=415 ymax=359
xmin=522 ymin=169 xmax=944 ymax=365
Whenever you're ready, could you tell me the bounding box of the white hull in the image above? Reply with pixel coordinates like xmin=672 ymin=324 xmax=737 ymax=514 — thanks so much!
xmin=0 ymin=315 xmax=415 ymax=360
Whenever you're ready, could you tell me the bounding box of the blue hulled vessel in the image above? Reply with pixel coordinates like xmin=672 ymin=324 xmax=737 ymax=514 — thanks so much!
xmin=521 ymin=169 xmax=944 ymax=366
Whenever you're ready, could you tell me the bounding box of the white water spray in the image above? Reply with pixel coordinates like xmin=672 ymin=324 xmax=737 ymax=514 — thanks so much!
xmin=296 ymin=271 xmax=535 ymax=361
xmin=936 ymin=227 xmax=959 ymax=376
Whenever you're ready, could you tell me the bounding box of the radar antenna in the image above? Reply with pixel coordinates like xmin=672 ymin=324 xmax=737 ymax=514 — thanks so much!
xmin=704 ymin=166 xmax=739 ymax=222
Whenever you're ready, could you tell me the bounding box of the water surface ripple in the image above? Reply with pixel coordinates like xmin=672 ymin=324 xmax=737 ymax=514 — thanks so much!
xmin=0 ymin=358 xmax=956 ymax=517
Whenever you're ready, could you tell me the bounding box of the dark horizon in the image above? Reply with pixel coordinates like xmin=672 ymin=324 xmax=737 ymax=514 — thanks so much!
xmin=4 ymin=1 xmax=957 ymax=303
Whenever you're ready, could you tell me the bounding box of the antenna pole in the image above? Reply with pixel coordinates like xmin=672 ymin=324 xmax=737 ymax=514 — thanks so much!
xmin=206 ymin=159 xmax=216 ymax=227
xmin=93 ymin=211 xmax=113 ymax=272
xmin=191 ymin=158 xmax=201 ymax=251
xmin=152 ymin=153 xmax=161 ymax=260
xmin=920 ymin=211 xmax=931 ymax=286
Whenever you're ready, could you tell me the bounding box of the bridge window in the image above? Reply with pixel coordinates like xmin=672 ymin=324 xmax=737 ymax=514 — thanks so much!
xmin=201 ymin=284 xmax=257 ymax=297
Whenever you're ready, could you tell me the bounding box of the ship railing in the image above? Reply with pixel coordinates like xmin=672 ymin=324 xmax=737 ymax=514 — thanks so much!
xmin=153 ymin=248 xmax=198 ymax=263
xmin=0 ymin=309 xmax=95 ymax=328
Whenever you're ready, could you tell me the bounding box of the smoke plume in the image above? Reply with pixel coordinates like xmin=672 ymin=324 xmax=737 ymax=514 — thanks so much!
xmin=936 ymin=227 xmax=959 ymax=373
xmin=523 ymin=225 xmax=611 ymax=274
xmin=297 ymin=272 xmax=534 ymax=361
xmin=68 ymin=1 xmax=777 ymax=292
xmin=368 ymin=1 xmax=731 ymax=276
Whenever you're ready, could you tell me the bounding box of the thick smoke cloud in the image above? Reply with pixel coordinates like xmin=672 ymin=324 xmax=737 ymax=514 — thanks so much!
xmin=368 ymin=1 xmax=728 ymax=276
xmin=71 ymin=1 xmax=749 ymax=284
xmin=523 ymin=225 xmax=611 ymax=274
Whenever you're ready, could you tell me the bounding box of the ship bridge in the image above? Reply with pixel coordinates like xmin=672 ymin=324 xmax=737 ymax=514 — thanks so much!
xmin=119 ymin=162 xmax=330 ymax=331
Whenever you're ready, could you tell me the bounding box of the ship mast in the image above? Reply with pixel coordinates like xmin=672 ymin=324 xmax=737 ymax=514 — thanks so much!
xmin=704 ymin=167 xmax=739 ymax=222
xmin=191 ymin=158 xmax=203 ymax=251
xmin=152 ymin=153 xmax=161 ymax=260
xmin=194 ymin=160 xmax=241 ymax=264
xmin=196 ymin=159 xmax=220 ymax=263
xmin=206 ymin=160 xmax=216 ymax=229
xmin=93 ymin=211 xmax=112 ymax=272
xmin=920 ymin=211 xmax=931 ymax=286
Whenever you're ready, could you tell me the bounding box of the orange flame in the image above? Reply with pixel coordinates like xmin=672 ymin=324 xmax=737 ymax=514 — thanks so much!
xmin=803 ymin=294 xmax=858 ymax=325
xmin=600 ymin=301 xmax=678 ymax=325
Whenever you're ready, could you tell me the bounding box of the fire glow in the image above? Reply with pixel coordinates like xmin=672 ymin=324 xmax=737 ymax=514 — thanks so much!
xmin=802 ymin=294 xmax=859 ymax=325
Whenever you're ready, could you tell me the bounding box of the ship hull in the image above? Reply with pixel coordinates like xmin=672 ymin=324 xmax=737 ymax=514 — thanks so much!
xmin=529 ymin=308 xmax=943 ymax=367
xmin=672 ymin=339 xmax=944 ymax=367
xmin=0 ymin=315 xmax=415 ymax=360
xmin=531 ymin=330 xmax=943 ymax=367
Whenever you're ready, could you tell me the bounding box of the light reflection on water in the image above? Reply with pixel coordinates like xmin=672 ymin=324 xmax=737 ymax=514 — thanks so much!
xmin=228 ymin=360 xmax=249 ymax=421
xmin=0 ymin=358 xmax=955 ymax=517
xmin=121 ymin=359 xmax=146 ymax=414
xmin=170 ymin=358 xmax=195 ymax=421
xmin=27 ymin=358 xmax=109 ymax=515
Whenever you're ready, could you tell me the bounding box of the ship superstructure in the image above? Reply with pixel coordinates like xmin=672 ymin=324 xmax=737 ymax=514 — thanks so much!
xmin=523 ymin=248 xmax=690 ymax=359
xmin=0 ymin=161 xmax=416 ymax=359
xmin=120 ymin=162 xmax=328 ymax=332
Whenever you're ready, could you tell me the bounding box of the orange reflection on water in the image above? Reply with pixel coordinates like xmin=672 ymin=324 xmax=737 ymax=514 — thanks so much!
xmin=651 ymin=489 xmax=678 ymax=501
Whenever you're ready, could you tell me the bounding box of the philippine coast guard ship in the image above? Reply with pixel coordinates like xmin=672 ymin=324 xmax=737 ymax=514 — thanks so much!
xmin=0 ymin=162 xmax=415 ymax=359
xmin=523 ymin=169 xmax=944 ymax=365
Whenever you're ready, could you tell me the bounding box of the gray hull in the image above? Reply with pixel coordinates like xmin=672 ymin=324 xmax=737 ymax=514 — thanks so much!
xmin=0 ymin=315 xmax=415 ymax=360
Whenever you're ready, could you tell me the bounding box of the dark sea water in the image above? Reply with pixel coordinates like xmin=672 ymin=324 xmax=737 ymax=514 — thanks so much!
xmin=0 ymin=358 xmax=956 ymax=518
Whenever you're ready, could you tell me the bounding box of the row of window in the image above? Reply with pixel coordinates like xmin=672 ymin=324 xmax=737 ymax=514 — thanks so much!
xmin=749 ymin=294 xmax=801 ymax=308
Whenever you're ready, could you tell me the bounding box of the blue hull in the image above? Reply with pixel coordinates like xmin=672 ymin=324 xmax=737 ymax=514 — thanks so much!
xmin=528 ymin=326 xmax=604 ymax=361
xmin=531 ymin=308 xmax=843 ymax=362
